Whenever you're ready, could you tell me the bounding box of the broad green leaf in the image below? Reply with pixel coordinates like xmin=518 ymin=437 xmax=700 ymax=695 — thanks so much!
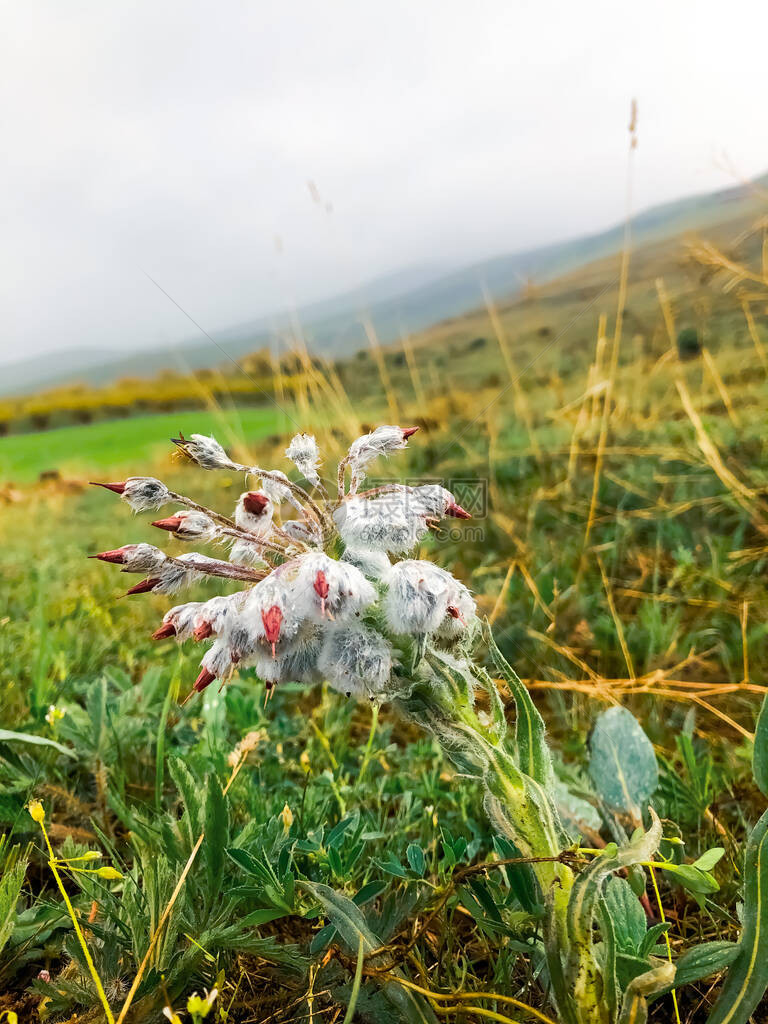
xmin=692 ymin=848 xmax=725 ymax=872
xmin=588 ymin=707 xmax=658 ymax=817
xmin=706 ymin=808 xmax=768 ymax=1024
xmin=406 ymin=844 xmax=425 ymax=877
xmin=603 ymin=876 xmax=646 ymax=953
xmin=0 ymin=729 xmax=75 ymax=759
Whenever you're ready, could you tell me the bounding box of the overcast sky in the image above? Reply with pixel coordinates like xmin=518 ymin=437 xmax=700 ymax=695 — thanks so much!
xmin=1 ymin=0 xmax=766 ymax=367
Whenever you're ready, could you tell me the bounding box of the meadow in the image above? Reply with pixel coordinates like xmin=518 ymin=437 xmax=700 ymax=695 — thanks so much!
xmin=1 ymin=210 xmax=768 ymax=1023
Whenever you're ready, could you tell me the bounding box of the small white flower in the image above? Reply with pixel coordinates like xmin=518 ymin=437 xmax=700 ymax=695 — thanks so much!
xmin=239 ymin=573 xmax=301 ymax=657
xmin=234 ymin=491 xmax=275 ymax=536
xmin=92 ymin=543 xmax=167 ymax=573
xmin=92 ymin=477 xmax=171 ymax=512
xmin=346 ymin=425 xmax=418 ymax=491
xmin=192 ymin=592 xmax=247 ymax=640
xmin=154 ymin=601 xmax=204 ymax=640
xmin=152 ymin=509 xmax=218 ymax=541
xmin=341 ymin=546 xmax=392 ymax=580
xmin=435 ymin=581 xmax=477 ymax=641
xmin=174 ymin=433 xmax=231 ymax=470
xmin=289 ymin=551 xmax=377 ymax=623
xmin=317 ymin=624 xmax=393 ymax=698
xmin=383 ymin=559 xmax=454 ymax=635
xmin=285 ymin=433 xmax=322 ymax=487
xmin=258 ymin=469 xmax=293 ymax=505
xmin=333 ymin=495 xmax=428 ymax=554
xmin=228 ymin=538 xmax=269 ymax=567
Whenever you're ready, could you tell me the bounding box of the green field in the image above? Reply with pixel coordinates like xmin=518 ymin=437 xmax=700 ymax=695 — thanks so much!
xmin=0 ymin=406 xmax=291 ymax=484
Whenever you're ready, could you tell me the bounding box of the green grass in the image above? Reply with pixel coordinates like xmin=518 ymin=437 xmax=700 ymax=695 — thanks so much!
xmin=0 ymin=406 xmax=288 ymax=483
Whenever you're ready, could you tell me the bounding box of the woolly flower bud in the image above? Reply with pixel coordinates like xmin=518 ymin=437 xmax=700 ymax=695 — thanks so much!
xmin=411 ymin=484 xmax=471 ymax=520
xmin=192 ymin=592 xmax=247 ymax=641
xmin=228 ymin=538 xmax=269 ymax=568
xmin=174 ymin=433 xmax=230 ymax=470
xmin=92 ymin=476 xmax=171 ymax=512
xmin=91 ymin=543 xmax=167 ymax=573
xmin=435 ymin=581 xmax=477 ymax=641
xmin=257 ymin=470 xmax=292 ymax=505
xmin=282 ymin=520 xmax=318 ymax=546
xmin=153 ymin=601 xmax=203 ymax=641
xmin=341 ymin=546 xmax=392 ymax=580
xmin=333 ymin=496 xmax=428 ymax=554
xmin=290 ymin=552 xmax=377 ymax=623
xmin=152 ymin=509 xmax=218 ymax=541
xmin=142 ymin=552 xmax=217 ymax=596
xmin=234 ymin=492 xmax=274 ymax=536
xmin=383 ymin=559 xmax=454 ymax=635
xmin=346 ymin=425 xmax=418 ymax=491
xmin=246 ymin=621 xmax=324 ymax=685
xmin=317 ymin=624 xmax=393 ymax=699
xmin=238 ymin=574 xmax=301 ymax=658
xmin=195 ymin=638 xmax=234 ymax=691
xmin=285 ymin=433 xmax=322 ymax=487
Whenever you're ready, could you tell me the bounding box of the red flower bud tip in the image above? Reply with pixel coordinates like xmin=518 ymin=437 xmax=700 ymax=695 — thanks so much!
xmin=90 ymin=481 xmax=126 ymax=494
xmin=193 ymin=667 xmax=216 ymax=692
xmin=447 ymin=604 xmax=466 ymax=624
xmin=445 ymin=501 xmax=471 ymax=519
xmin=152 ymin=515 xmax=183 ymax=532
xmin=261 ymin=604 xmax=283 ymax=658
xmin=194 ymin=621 xmax=213 ymax=641
xmin=314 ymin=570 xmax=329 ymax=616
xmin=125 ymin=577 xmax=160 ymax=595
xmin=402 ymin=426 xmax=419 ymax=439
xmin=152 ymin=622 xmax=177 ymax=640
xmin=243 ymin=491 xmax=270 ymax=516
xmin=90 ymin=548 xmax=127 ymax=564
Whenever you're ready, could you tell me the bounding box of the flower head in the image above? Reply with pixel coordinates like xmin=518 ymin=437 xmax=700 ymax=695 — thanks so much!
xmin=152 ymin=510 xmax=218 ymax=541
xmin=285 ymin=433 xmax=322 ymax=487
xmin=346 ymin=425 xmax=418 ymax=491
xmin=91 ymin=476 xmax=171 ymax=512
xmin=235 ymin=491 xmax=274 ymax=536
xmin=90 ymin=543 xmax=166 ymax=574
xmin=172 ymin=433 xmax=231 ymax=470
xmin=318 ymin=624 xmax=393 ymax=699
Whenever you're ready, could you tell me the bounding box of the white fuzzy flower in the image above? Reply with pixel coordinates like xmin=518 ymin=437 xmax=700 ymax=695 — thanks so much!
xmin=173 ymin=433 xmax=231 ymax=470
xmin=383 ymin=559 xmax=454 ymax=635
xmin=91 ymin=543 xmax=167 ymax=573
xmin=234 ymin=491 xmax=274 ymax=536
xmin=228 ymin=538 xmax=269 ymax=568
xmin=237 ymin=573 xmax=301 ymax=658
xmin=246 ymin=621 xmax=324 ymax=686
xmin=341 ymin=547 xmax=392 ymax=580
xmin=194 ymin=638 xmax=234 ymax=692
xmin=289 ymin=551 xmax=377 ymax=623
xmin=92 ymin=477 xmax=171 ymax=512
xmin=333 ymin=495 xmax=428 ymax=554
xmin=152 ymin=509 xmax=218 ymax=541
xmin=153 ymin=601 xmax=204 ymax=641
xmin=192 ymin=592 xmax=247 ymax=641
xmin=317 ymin=624 xmax=392 ymax=698
xmin=285 ymin=433 xmax=322 ymax=487
xmin=258 ymin=469 xmax=293 ymax=505
xmin=410 ymin=484 xmax=471 ymax=520
xmin=435 ymin=581 xmax=477 ymax=641
xmin=346 ymin=425 xmax=418 ymax=491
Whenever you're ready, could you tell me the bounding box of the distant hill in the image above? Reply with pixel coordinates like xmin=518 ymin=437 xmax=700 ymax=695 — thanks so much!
xmin=2 ymin=172 xmax=765 ymax=397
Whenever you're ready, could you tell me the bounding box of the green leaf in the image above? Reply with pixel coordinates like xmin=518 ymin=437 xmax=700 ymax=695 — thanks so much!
xmin=658 ymin=862 xmax=719 ymax=895
xmin=588 ymin=707 xmax=658 ymax=817
xmin=705 ymin=808 xmax=768 ymax=1024
xmin=299 ymin=882 xmax=438 ymax=1024
xmin=406 ymin=844 xmax=425 ymax=877
xmin=484 ymin=623 xmax=555 ymax=792
xmin=754 ymin=692 xmax=768 ymax=798
xmin=603 ymin=876 xmax=646 ymax=953
xmin=664 ymin=941 xmax=739 ymax=992
xmin=203 ymin=774 xmax=228 ymax=902
xmin=353 ymin=881 xmax=387 ymax=905
xmin=0 ymin=729 xmax=75 ymax=759
xmin=692 ymin=848 xmax=725 ymax=872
